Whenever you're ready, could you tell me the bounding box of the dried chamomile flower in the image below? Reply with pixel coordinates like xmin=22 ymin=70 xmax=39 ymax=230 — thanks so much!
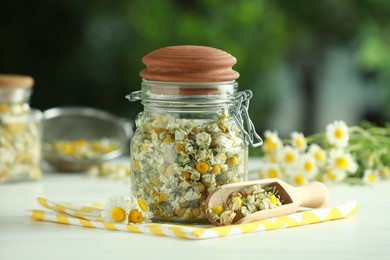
xmin=88 ymin=162 xmax=130 ymax=180
xmin=207 ymin=185 xmax=282 ymax=226
xmin=47 ymin=138 xmax=121 ymax=159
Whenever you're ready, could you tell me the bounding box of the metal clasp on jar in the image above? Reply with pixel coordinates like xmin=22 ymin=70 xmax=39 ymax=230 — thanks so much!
xmin=229 ymin=90 xmax=263 ymax=147
xmin=126 ymin=90 xmax=142 ymax=102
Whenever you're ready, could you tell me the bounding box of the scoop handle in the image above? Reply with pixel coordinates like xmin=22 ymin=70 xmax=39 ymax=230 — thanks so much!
xmin=292 ymin=182 xmax=329 ymax=208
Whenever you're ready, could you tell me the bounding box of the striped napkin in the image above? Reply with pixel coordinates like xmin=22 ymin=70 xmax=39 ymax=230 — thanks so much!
xmin=28 ymin=197 xmax=358 ymax=240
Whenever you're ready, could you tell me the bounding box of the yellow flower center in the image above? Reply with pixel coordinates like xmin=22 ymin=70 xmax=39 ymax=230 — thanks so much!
xmin=227 ymin=156 xmax=238 ymax=168
xmin=284 ymin=152 xmax=295 ymax=164
xmin=315 ymin=151 xmax=324 ymax=161
xmin=163 ymin=134 xmax=174 ymax=144
xmin=0 ymin=104 xmax=10 ymax=112
xmin=159 ymin=192 xmax=168 ymax=202
xmin=268 ymin=195 xmax=277 ymax=205
xmin=196 ymin=161 xmax=210 ymax=174
xmin=269 ymin=156 xmax=277 ymax=163
xmin=111 ymin=207 xmax=126 ymax=222
xmin=258 ymin=170 xmax=265 ymax=179
xmin=181 ymin=171 xmax=191 ymax=180
xmin=142 ymin=143 xmax=149 ymax=152
xmin=294 ymin=175 xmax=305 ymax=186
xmin=233 ymin=197 xmax=242 ymax=208
xmin=212 ymin=165 xmax=221 ymax=175
xmin=128 ymin=209 xmax=143 ymax=223
xmin=380 ymin=167 xmax=390 ymax=177
xmin=192 ymin=208 xmax=201 ymax=218
xmin=335 ymin=157 xmax=348 ymax=170
xmin=304 ymin=161 xmax=313 ymax=172
xmin=326 ymin=170 xmax=336 ymax=181
xmin=134 ymin=160 xmax=141 ymax=171
xmin=196 ymin=183 xmax=205 ymax=193
xmin=62 ymin=144 xmax=75 ymax=156
xmin=295 ymin=138 xmax=305 ymax=149
xmin=137 ymin=199 xmax=148 ymax=211
xmin=211 ymin=205 xmax=223 ymax=216
xmin=175 ymin=143 xmax=185 ymax=154
xmin=265 ymin=138 xmax=276 ymax=150
xmin=334 ymin=128 xmax=344 ymax=140
xmin=268 ymin=169 xmax=278 ymax=178
xmin=368 ymin=173 xmax=376 ymax=183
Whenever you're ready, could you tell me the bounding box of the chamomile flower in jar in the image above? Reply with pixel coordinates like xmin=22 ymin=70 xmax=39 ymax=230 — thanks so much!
xmin=127 ymin=46 xmax=263 ymax=223
xmin=0 ymin=75 xmax=42 ymax=183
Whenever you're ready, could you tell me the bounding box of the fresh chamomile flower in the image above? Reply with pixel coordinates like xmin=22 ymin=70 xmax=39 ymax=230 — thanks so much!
xmin=265 ymin=154 xmax=278 ymax=164
xmin=323 ymin=168 xmax=347 ymax=183
xmin=101 ymin=196 xmax=131 ymax=224
xmin=263 ymin=130 xmax=283 ymax=155
xmin=289 ymin=172 xmax=309 ymax=186
xmin=299 ymin=154 xmax=318 ymax=178
xmin=134 ymin=197 xmax=153 ymax=221
xmin=363 ymin=169 xmax=379 ymax=184
xmin=291 ymin=132 xmax=307 ymax=152
xmin=308 ymin=144 xmax=327 ymax=166
xmin=326 ymin=120 xmax=349 ymax=148
xmin=261 ymin=162 xmax=283 ymax=179
xmin=257 ymin=167 xmax=266 ymax=179
xmin=278 ymin=145 xmax=299 ymax=166
xmin=379 ymin=166 xmax=390 ymax=179
xmin=329 ymin=149 xmax=358 ymax=174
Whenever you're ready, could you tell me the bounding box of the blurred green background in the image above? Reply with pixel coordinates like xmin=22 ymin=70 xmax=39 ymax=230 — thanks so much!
xmin=2 ymin=0 xmax=390 ymax=146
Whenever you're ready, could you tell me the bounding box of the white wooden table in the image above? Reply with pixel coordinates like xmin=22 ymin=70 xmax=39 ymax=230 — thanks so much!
xmin=1 ymin=159 xmax=389 ymax=260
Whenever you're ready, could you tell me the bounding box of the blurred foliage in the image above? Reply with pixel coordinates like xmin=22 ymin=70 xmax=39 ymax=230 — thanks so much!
xmin=1 ymin=0 xmax=390 ymax=137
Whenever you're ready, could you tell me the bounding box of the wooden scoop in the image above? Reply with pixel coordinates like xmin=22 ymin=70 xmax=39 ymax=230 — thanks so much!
xmin=205 ymin=178 xmax=329 ymax=226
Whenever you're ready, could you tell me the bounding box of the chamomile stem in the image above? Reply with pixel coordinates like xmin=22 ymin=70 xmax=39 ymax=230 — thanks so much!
xmin=344 ymin=177 xmax=364 ymax=185
xmin=366 ymin=126 xmax=390 ymax=135
xmin=305 ymin=132 xmax=326 ymax=144
xmin=349 ymin=126 xmax=378 ymax=145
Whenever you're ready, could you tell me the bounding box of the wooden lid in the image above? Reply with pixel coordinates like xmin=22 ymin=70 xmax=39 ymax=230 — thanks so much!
xmin=140 ymin=45 xmax=239 ymax=82
xmin=0 ymin=74 xmax=34 ymax=88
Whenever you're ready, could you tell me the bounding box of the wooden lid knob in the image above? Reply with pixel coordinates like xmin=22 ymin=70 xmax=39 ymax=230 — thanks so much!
xmin=140 ymin=45 xmax=239 ymax=82
xmin=0 ymin=74 xmax=34 ymax=88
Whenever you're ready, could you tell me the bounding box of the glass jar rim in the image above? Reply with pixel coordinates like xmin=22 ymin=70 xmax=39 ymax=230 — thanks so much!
xmin=0 ymin=88 xmax=32 ymax=104
xmin=127 ymin=80 xmax=239 ymax=105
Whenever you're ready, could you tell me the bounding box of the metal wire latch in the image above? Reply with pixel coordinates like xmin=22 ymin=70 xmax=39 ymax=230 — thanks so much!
xmin=126 ymin=91 xmax=142 ymax=102
xmin=229 ymin=90 xmax=263 ymax=147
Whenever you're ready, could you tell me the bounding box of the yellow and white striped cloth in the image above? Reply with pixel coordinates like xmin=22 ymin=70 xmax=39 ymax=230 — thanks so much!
xmin=28 ymin=197 xmax=358 ymax=240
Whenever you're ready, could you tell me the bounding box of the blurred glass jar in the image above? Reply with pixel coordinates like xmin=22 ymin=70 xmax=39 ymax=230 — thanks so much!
xmin=127 ymin=46 xmax=262 ymax=223
xmin=0 ymin=75 xmax=42 ymax=183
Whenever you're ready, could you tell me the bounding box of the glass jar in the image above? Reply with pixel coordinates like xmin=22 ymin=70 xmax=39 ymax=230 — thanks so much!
xmin=127 ymin=46 xmax=262 ymax=223
xmin=0 ymin=75 xmax=42 ymax=183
